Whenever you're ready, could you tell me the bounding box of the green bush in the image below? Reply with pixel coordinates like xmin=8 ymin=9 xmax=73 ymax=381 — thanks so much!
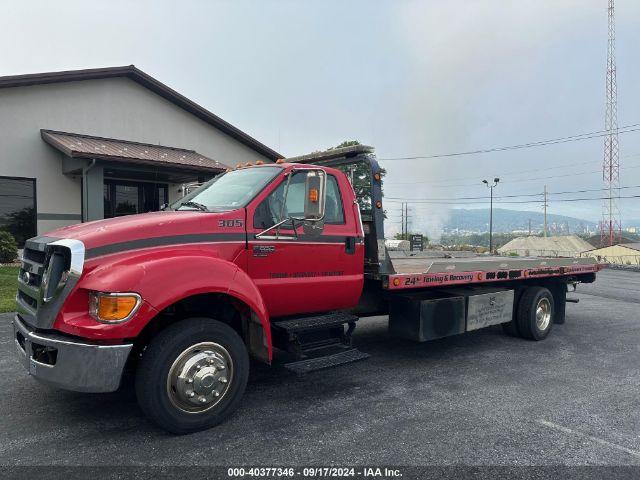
xmin=0 ymin=231 xmax=18 ymax=263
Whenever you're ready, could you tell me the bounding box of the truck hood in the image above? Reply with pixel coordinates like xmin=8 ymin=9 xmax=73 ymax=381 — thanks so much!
xmin=45 ymin=210 xmax=246 ymax=253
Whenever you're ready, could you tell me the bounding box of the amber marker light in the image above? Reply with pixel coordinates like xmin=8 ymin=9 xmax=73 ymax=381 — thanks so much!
xmin=89 ymin=292 xmax=142 ymax=323
xmin=276 ymin=159 xmax=285 ymax=164
xmin=309 ymin=188 xmax=319 ymax=203
xmin=256 ymin=160 xmax=264 ymax=165
xmin=393 ymin=278 xmax=400 ymax=287
xmin=375 ymin=201 xmax=382 ymax=208
xmin=374 ymin=172 xmax=381 ymax=181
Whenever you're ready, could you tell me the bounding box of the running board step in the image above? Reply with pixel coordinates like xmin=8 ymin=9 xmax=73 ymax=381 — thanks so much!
xmin=284 ymin=348 xmax=370 ymax=375
xmin=273 ymin=311 xmax=359 ymax=333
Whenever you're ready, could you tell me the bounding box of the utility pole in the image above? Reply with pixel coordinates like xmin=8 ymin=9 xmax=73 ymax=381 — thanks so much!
xmin=400 ymin=202 xmax=405 ymax=239
xmin=482 ymin=178 xmax=500 ymax=253
xmin=528 ymin=219 xmax=532 ymax=236
xmin=404 ymin=203 xmax=407 ymax=239
xmin=543 ymin=185 xmax=548 ymax=237
xmin=404 ymin=203 xmax=410 ymax=239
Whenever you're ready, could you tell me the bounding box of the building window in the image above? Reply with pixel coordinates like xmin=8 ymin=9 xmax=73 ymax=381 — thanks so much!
xmin=103 ymin=180 xmax=168 ymax=218
xmin=0 ymin=176 xmax=36 ymax=246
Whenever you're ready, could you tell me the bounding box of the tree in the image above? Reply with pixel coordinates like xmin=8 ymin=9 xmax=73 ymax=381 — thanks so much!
xmin=326 ymin=140 xmax=387 ymax=217
xmin=328 ymin=140 xmax=362 ymax=150
xmin=0 ymin=231 xmax=18 ymax=263
xmin=2 ymin=206 xmax=36 ymax=247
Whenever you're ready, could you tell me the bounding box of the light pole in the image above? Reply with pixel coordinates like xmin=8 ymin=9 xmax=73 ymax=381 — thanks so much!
xmin=483 ymin=178 xmax=500 ymax=253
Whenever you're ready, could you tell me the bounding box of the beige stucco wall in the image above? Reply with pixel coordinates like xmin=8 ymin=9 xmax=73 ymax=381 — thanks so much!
xmin=0 ymin=77 xmax=272 ymax=235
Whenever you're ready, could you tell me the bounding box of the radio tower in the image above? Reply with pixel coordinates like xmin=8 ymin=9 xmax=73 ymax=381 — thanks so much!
xmin=600 ymin=0 xmax=622 ymax=247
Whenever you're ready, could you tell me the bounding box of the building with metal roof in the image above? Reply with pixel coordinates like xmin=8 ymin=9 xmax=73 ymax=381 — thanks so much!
xmin=581 ymin=243 xmax=640 ymax=265
xmin=497 ymin=235 xmax=593 ymax=258
xmin=0 ymin=66 xmax=281 ymax=244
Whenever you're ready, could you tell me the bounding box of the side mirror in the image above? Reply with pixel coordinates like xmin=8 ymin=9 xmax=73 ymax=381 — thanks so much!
xmin=304 ymin=170 xmax=326 ymax=221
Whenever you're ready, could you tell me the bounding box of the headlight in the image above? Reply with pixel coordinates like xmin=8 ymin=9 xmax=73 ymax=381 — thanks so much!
xmin=89 ymin=292 xmax=142 ymax=323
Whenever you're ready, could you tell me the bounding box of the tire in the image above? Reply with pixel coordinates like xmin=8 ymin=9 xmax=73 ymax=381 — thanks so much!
xmin=516 ymin=286 xmax=554 ymax=341
xmin=135 ymin=317 xmax=249 ymax=434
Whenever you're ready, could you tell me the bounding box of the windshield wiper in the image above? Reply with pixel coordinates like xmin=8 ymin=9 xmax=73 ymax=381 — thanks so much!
xmin=177 ymin=201 xmax=209 ymax=212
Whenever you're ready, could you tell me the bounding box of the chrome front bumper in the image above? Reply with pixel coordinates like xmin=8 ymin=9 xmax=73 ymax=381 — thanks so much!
xmin=12 ymin=315 xmax=133 ymax=393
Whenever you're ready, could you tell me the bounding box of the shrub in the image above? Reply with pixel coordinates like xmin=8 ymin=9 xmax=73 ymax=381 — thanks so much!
xmin=0 ymin=231 xmax=18 ymax=263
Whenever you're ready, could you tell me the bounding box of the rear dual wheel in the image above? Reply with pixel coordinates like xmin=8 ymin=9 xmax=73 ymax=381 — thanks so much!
xmin=135 ymin=317 xmax=249 ymax=434
xmin=503 ymin=286 xmax=554 ymax=341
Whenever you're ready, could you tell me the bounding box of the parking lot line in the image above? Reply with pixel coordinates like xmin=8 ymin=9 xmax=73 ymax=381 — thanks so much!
xmin=537 ymin=419 xmax=640 ymax=459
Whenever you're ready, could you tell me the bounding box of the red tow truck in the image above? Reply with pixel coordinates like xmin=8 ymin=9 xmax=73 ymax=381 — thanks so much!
xmin=12 ymin=145 xmax=602 ymax=433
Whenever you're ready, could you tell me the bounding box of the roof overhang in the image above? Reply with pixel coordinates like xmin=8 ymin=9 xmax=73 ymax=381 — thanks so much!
xmin=42 ymin=129 xmax=226 ymax=174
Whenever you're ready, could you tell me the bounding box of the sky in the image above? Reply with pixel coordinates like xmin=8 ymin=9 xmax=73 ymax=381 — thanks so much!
xmin=2 ymin=0 xmax=640 ymax=237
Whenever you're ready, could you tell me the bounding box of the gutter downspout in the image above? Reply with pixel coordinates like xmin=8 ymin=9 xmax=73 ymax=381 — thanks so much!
xmin=81 ymin=159 xmax=97 ymax=223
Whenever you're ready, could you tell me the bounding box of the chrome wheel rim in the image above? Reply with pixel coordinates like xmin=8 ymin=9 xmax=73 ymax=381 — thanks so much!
xmin=535 ymin=298 xmax=552 ymax=331
xmin=166 ymin=342 xmax=233 ymax=414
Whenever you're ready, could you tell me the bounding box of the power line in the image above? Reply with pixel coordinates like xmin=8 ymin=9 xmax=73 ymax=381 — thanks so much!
xmin=385 ymin=183 xmax=640 ymax=203
xmin=384 ymin=162 xmax=640 ymax=190
xmin=384 ymin=159 xmax=602 ymax=186
xmin=385 ymin=152 xmax=640 ymax=187
xmin=385 ymin=155 xmax=640 ymax=188
xmin=385 ymin=193 xmax=640 ymax=206
xmin=378 ymin=123 xmax=640 ymax=161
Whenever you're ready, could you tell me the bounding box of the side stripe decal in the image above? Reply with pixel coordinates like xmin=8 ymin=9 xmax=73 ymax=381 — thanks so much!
xmin=85 ymin=234 xmax=364 ymax=259
xmin=86 ymin=233 xmax=247 ymax=259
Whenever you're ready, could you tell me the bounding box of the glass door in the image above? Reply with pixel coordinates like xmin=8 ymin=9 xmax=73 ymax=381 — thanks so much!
xmin=104 ymin=180 xmax=168 ymax=218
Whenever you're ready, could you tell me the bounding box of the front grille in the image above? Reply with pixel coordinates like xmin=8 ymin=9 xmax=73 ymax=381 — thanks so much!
xmin=17 ymin=290 xmax=38 ymax=309
xmin=20 ymin=270 xmax=41 ymax=288
xmin=16 ymin=236 xmax=84 ymax=329
xmin=17 ymin=243 xmax=48 ymax=311
xmin=23 ymin=248 xmax=46 ymax=265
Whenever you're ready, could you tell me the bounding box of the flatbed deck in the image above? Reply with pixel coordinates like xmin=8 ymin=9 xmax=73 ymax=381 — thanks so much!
xmin=384 ymin=255 xmax=602 ymax=290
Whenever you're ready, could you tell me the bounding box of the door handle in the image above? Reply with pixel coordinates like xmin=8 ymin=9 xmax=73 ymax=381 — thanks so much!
xmin=345 ymin=236 xmax=356 ymax=255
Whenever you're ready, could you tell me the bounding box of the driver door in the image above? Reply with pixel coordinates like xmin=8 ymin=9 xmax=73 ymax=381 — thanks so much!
xmin=247 ymin=169 xmax=362 ymax=317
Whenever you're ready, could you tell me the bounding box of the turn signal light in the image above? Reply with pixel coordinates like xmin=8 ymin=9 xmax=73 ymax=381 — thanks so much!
xmin=256 ymin=160 xmax=264 ymax=165
xmin=375 ymin=201 xmax=382 ymax=209
xmin=309 ymin=188 xmax=319 ymax=203
xmin=276 ymin=159 xmax=285 ymax=164
xmin=89 ymin=292 xmax=141 ymax=323
xmin=374 ymin=172 xmax=381 ymax=181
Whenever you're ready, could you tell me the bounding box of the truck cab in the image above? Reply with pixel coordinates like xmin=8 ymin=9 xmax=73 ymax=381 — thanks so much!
xmin=12 ymin=146 xmax=601 ymax=434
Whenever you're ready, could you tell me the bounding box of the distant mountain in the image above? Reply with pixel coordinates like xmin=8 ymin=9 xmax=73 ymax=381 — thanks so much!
xmin=444 ymin=208 xmax=598 ymax=234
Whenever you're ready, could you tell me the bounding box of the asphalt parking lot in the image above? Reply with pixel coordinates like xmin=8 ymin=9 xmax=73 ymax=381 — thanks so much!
xmin=1 ymin=268 xmax=639 ymax=466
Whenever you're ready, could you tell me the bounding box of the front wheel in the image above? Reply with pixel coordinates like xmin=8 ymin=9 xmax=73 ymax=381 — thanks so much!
xmin=135 ymin=317 xmax=249 ymax=434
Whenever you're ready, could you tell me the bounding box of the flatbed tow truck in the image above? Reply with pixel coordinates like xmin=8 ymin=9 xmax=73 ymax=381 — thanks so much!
xmin=12 ymin=145 xmax=602 ymax=433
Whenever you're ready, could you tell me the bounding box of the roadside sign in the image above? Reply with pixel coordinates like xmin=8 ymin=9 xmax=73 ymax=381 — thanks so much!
xmin=410 ymin=234 xmax=424 ymax=252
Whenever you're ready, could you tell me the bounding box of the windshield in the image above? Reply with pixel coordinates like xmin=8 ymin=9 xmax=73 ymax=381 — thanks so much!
xmin=172 ymin=166 xmax=281 ymax=211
